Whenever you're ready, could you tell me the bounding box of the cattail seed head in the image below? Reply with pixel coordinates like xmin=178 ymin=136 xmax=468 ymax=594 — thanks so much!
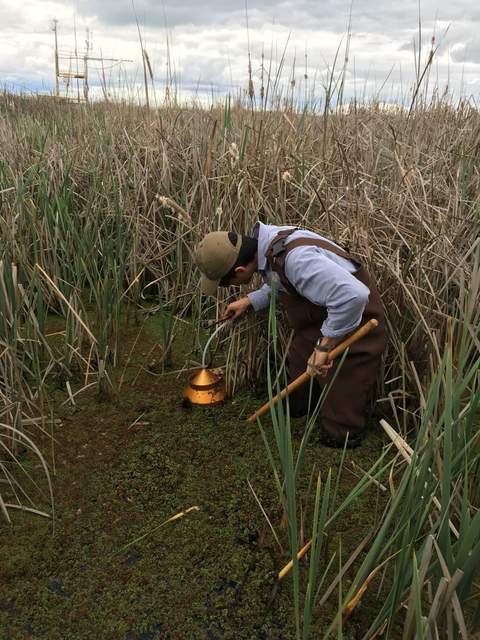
xmin=229 ymin=142 xmax=239 ymax=166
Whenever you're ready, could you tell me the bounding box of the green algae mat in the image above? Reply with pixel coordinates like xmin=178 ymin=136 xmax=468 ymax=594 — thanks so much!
xmin=0 ymin=322 xmax=387 ymax=640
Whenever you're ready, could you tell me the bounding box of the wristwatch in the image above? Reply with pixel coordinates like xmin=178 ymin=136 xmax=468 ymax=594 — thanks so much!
xmin=316 ymin=344 xmax=333 ymax=353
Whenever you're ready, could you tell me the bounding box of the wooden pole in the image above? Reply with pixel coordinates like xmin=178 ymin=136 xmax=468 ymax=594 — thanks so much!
xmin=246 ymin=319 xmax=379 ymax=423
xmin=53 ymin=20 xmax=60 ymax=98
xmin=83 ymin=29 xmax=90 ymax=103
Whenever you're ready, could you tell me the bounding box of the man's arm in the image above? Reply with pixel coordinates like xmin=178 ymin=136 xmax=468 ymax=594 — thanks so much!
xmin=246 ymin=283 xmax=272 ymax=311
xmin=223 ymin=284 xmax=272 ymax=320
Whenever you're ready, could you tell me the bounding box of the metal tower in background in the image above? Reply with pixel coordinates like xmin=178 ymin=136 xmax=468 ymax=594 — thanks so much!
xmin=52 ymin=19 xmax=130 ymax=102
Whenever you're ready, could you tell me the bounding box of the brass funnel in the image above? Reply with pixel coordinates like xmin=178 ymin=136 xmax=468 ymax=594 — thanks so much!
xmin=182 ymin=368 xmax=225 ymax=406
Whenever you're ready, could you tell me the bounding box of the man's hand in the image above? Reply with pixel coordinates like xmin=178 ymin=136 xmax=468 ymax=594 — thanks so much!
xmin=307 ymin=348 xmax=333 ymax=378
xmin=223 ymin=297 xmax=252 ymax=321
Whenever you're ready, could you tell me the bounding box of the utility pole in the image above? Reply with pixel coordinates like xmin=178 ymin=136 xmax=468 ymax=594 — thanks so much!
xmin=83 ymin=29 xmax=90 ymax=102
xmin=53 ymin=19 xmax=60 ymax=98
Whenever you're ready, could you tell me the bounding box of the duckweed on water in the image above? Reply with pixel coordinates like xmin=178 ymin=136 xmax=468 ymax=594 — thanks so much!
xmin=0 ymin=319 xmax=387 ymax=639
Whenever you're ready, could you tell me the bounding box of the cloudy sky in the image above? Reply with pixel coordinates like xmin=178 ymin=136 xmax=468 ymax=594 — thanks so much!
xmin=1 ymin=0 xmax=479 ymax=105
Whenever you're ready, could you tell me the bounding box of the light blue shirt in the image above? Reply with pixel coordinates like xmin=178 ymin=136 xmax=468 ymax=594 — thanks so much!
xmin=247 ymin=222 xmax=370 ymax=338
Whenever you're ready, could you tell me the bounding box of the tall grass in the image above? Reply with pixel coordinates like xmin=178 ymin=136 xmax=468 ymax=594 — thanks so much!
xmin=0 ymin=77 xmax=478 ymax=632
xmin=2 ymin=89 xmax=478 ymax=403
xmin=0 ymin=261 xmax=54 ymax=521
xmin=335 ymin=305 xmax=480 ymax=639
xmin=252 ymin=268 xmax=479 ymax=637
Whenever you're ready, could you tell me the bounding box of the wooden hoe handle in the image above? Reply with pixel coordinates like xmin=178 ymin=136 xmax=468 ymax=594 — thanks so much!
xmin=246 ymin=318 xmax=379 ymax=423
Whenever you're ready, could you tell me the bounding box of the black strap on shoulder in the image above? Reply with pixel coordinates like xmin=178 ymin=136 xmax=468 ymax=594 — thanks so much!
xmin=264 ymin=229 xmax=299 ymax=296
xmin=265 ymin=228 xmax=297 ymax=261
xmin=265 ymin=229 xmax=362 ymax=297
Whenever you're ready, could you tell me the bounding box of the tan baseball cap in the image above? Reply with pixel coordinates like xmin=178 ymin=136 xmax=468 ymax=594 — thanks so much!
xmin=194 ymin=231 xmax=241 ymax=295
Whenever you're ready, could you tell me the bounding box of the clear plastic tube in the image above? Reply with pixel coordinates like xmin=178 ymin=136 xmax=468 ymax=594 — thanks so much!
xmin=201 ymin=321 xmax=229 ymax=368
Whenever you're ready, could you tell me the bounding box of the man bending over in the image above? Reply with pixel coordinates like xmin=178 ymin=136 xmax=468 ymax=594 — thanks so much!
xmin=194 ymin=221 xmax=387 ymax=448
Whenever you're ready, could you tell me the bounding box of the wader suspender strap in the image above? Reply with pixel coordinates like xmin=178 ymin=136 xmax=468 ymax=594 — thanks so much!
xmin=265 ymin=230 xmax=362 ymax=296
xmin=264 ymin=229 xmax=298 ymax=295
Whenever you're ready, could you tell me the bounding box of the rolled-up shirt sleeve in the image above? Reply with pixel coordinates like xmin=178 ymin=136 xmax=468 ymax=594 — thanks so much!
xmin=285 ymin=247 xmax=370 ymax=337
xmin=247 ymin=283 xmax=272 ymax=311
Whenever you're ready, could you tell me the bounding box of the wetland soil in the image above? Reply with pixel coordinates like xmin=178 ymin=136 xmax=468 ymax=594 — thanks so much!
xmin=0 ymin=321 xmax=388 ymax=640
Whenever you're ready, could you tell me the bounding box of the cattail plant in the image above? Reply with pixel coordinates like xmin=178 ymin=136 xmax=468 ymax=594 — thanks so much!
xmin=0 ymin=261 xmax=54 ymax=522
xmin=331 ymin=310 xmax=480 ymax=639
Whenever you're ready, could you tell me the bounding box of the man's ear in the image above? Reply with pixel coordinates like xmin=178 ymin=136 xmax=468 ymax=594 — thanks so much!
xmin=234 ymin=266 xmax=247 ymax=275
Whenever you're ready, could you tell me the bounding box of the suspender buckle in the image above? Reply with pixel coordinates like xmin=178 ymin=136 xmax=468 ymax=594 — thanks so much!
xmin=271 ymin=238 xmax=286 ymax=257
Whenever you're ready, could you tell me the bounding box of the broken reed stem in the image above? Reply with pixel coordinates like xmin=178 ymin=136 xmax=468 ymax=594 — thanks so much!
xmin=35 ymin=264 xmax=97 ymax=344
xmin=115 ymin=506 xmax=200 ymax=555
xmin=278 ymin=539 xmax=312 ymax=580
xmin=380 ymin=419 xmax=459 ymax=539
